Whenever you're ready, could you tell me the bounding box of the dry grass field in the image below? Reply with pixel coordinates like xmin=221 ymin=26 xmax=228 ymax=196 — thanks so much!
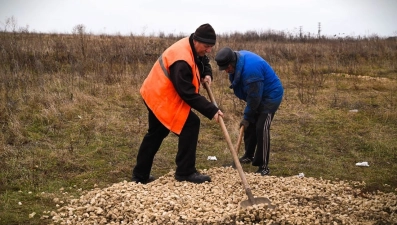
xmin=0 ymin=26 xmax=396 ymax=224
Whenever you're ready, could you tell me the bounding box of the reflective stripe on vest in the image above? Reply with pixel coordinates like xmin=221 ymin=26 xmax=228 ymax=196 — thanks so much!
xmin=158 ymin=55 xmax=169 ymax=78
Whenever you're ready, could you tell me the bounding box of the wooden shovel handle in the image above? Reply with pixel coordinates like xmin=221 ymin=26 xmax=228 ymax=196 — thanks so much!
xmin=203 ymin=82 xmax=255 ymax=204
xmin=235 ymin=126 xmax=244 ymax=155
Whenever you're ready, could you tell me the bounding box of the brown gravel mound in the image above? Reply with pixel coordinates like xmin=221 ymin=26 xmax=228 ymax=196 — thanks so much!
xmin=50 ymin=167 xmax=397 ymax=224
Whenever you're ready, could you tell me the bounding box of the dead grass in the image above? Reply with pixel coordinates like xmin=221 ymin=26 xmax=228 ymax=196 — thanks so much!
xmin=0 ymin=30 xmax=396 ymax=224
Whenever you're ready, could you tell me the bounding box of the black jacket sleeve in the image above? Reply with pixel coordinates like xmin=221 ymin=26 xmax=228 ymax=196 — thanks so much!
xmin=169 ymin=60 xmax=219 ymax=120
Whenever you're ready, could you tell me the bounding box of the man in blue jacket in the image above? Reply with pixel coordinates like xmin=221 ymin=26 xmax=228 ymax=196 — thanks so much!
xmin=215 ymin=47 xmax=284 ymax=175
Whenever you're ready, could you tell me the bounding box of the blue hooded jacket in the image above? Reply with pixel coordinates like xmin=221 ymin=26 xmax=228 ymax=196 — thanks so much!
xmin=229 ymin=50 xmax=283 ymax=122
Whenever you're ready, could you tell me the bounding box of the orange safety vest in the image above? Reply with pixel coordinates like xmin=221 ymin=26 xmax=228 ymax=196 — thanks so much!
xmin=140 ymin=37 xmax=200 ymax=135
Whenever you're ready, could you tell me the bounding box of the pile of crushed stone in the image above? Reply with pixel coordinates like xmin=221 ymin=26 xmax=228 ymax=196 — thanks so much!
xmin=48 ymin=167 xmax=396 ymax=224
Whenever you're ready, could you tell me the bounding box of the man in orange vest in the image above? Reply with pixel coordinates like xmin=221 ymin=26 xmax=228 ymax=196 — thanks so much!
xmin=132 ymin=24 xmax=223 ymax=184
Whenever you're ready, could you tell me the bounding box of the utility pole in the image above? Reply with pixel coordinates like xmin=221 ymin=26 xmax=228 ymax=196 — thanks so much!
xmin=299 ymin=26 xmax=303 ymax=40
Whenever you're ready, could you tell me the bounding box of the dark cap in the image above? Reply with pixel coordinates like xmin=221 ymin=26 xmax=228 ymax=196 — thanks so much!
xmin=215 ymin=47 xmax=236 ymax=70
xmin=193 ymin=23 xmax=216 ymax=45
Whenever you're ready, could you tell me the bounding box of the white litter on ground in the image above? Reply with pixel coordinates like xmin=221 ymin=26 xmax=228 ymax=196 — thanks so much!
xmin=355 ymin=162 xmax=369 ymax=167
xmin=207 ymin=156 xmax=217 ymax=161
xmin=298 ymin=172 xmax=305 ymax=178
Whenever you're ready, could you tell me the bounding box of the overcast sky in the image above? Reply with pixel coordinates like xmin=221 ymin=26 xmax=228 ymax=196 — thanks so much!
xmin=1 ymin=0 xmax=396 ymax=37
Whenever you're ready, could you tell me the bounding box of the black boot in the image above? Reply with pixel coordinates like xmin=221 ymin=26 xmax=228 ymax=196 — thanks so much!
xmin=175 ymin=172 xmax=211 ymax=184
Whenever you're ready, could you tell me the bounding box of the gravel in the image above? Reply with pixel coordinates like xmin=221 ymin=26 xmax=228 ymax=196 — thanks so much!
xmin=49 ymin=167 xmax=397 ymax=224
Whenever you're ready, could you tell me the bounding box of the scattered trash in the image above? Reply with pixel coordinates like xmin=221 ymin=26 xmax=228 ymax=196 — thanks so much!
xmin=349 ymin=109 xmax=359 ymax=113
xmin=207 ymin=156 xmax=217 ymax=161
xmin=355 ymin=162 xmax=369 ymax=167
xmin=298 ymin=173 xmax=305 ymax=178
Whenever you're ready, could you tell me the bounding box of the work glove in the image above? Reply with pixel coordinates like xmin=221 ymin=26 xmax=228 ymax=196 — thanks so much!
xmin=240 ymin=119 xmax=249 ymax=131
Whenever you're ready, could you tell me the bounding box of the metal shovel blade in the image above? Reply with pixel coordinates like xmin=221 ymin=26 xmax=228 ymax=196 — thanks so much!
xmin=240 ymin=197 xmax=275 ymax=209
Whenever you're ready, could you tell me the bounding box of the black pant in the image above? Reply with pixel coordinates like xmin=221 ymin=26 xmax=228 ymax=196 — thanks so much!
xmin=244 ymin=112 xmax=275 ymax=168
xmin=132 ymin=104 xmax=200 ymax=180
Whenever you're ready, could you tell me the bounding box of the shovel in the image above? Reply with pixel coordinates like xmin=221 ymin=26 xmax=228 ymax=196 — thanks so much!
xmin=223 ymin=126 xmax=244 ymax=169
xmin=203 ymin=82 xmax=274 ymax=209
